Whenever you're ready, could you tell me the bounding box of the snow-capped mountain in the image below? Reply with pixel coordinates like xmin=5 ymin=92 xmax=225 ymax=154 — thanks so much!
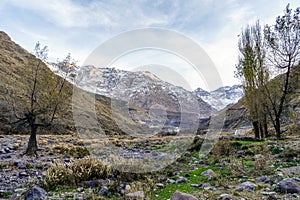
xmin=193 ymin=85 xmax=244 ymax=111
xmin=48 ymin=63 xmax=241 ymax=115
xmin=73 ymin=66 xmax=215 ymax=118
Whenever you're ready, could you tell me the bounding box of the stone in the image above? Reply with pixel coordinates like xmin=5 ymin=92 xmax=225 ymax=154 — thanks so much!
xmin=201 ymin=183 xmax=211 ymax=190
xmin=125 ymin=191 xmax=145 ymax=200
xmin=201 ymin=169 xmax=215 ymax=177
xmin=77 ymin=187 xmax=84 ymax=192
xmin=99 ymin=186 xmax=108 ymax=195
xmin=166 ymin=179 xmax=176 ymax=184
xmin=256 ymin=176 xmax=267 ymax=182
xmin=83 ymin=180 xmax=97 ymax=188
xmin=294 ymin=177 xmax=300 ymax=182
xmin=198 ymin=160 xmax=204 ymax=164
xmin=219 ymin=193 xmax=234 ymax=200
xmin=125 ymin=184 xmax=131 ymax=191
xmin=156 ymin=183 xmax=164 ymax=188
xmin=14 ymin=160 xmax=26 ymax=169
xmin=25 ymin=185 xmax=47 ymax=200
xmin=176 ymin=177 xmax=189 ymax=183
xmin=170 ymin=191 xmax=199 ymax=200
xmin=270 ymin=174 xmax=284 ymax=183
xmin=0 ymin=149 xmax=6 ymax=154
xmin=190 ymin=184 xmax=200 ymax=187
xmin=19 ymin=171 xmax=28 ymax=177
xmin=236 ymin=181 xmax=256 ymax=191
xmin=275 ymin=178 xmax=300 ymax=194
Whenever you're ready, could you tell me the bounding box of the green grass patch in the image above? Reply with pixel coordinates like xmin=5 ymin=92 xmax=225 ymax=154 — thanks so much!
xmin=154 ymin=166 xmax=219 ymax=200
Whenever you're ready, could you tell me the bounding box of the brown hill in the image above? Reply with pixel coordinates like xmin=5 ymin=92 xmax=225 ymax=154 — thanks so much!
xmin=0 ymin=31 xmax=151 ymax=136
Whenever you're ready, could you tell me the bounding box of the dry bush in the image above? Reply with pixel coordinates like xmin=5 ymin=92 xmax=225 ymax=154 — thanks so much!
xmin=45 ymin=157 xmax=109 ymax=189
xmin=251 ymin=154 xmax=274 ymax=176
xmin=211 ymin=139 xmax=233 ymax=159
xmin=45 ymin=163 xmax=74 ymax=189
xmin=228 ymin=158 xmax=246 ymax=177
xmin=71 ymin=157 xmax=109 ymax=184
xmin=280 ymin=146 xmax=300 ymax=161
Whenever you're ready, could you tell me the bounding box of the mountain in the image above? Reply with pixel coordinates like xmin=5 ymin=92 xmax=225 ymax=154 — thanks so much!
xmin=63 ymin=65 xmax=215 ymax=118
xmin=193 ymin=85 xmax=244 ymax=111
xmin=0 ymin=31 xmax=151 ymax=136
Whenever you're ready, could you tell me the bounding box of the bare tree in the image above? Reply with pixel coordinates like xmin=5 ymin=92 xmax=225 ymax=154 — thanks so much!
xmin=7 ymin=42 xmax=73 ymax=155
xmin=264 ymin=4 xmax=300 ymax=138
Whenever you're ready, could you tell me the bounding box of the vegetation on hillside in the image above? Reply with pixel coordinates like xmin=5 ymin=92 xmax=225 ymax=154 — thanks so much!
xmin=236 ymin=4 xmax=300 ymax=139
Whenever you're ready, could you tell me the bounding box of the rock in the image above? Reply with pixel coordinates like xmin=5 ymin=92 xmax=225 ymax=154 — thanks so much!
xmin=156 ymin=183 xmax=164 ymax=188
xmin=256 ymin=176 xmax=267 ymax=182
xmin=77 ymin=187 xmax=84 ymax=192
xmin=14 ymin=160 xmax=26 ymax=169
xmin=19 ymin=171 xmax=28 ymax=177
xmin=25 ymin=185 xmax=47 ymax=200
xmin=125 ymin=184 xmax=131 ymax=191
xmin=270 ymin=174 xmax=284 ymax=183
xmin=83 ymin=180 xmax=97 ymax=188
xmin=170 ymin=191 xmax=199 ymax=200
xmin=166 ymin=179 xmax=176 ymax=184
xmin=12 ymin=143 xmax=19 ymax=150
xmin=261 ymin=191 xmax=276 ymax=196
xmin=201 ymin=169 xmax=215 ymax=177
xmin=236 ymin=181 xmax=256 ymax=191
xmin=99 ymin=186 xmax=108 ymax=195
xmin=201 ymin=183 xmax=211 ymax=190
xmin=190 ymin=184 xmax=200 ymax=187
xmin=125 ymin=191 xmax=145 ymax=200
xmin=0 ymin=149 xmax=6 ymax=154
xmin=275 ymin=178 xmax=300 ymax=194
xmin=294 ymin=177 xmax=300 ymax=182
xmin=176 ymin=177 xmax=189 ymax=183
xmin=219 ymin=193 xmax=234 ymax=200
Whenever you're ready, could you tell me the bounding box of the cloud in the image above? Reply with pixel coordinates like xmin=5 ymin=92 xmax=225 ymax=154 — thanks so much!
xmin=2 ymin=0 xmax=297 ymax=90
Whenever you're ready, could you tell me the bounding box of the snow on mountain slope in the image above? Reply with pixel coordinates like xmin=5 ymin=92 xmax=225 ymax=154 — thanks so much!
xmin=193 ymin=85 xmax=244 ymax=111
xmin=72 ymin=66 xmax=215 ymax=118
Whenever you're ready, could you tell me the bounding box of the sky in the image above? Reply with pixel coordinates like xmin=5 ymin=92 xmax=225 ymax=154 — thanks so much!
xmin=0 ymin=0 xmax=298 ymax=91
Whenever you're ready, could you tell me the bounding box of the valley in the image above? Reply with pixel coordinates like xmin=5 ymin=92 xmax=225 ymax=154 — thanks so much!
xmin=0 ymin=3 xmax=300 ymax=199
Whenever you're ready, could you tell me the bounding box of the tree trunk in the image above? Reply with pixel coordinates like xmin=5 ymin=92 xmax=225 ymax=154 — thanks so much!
xmin=275 ymin=116 xmax=281 ymax=139
xmin=26 ymin=124 xmax=38 ymax=156
xmin=253 ymin=121 xmax=260 ymax=139
xmin=259 ymin=122 xmax=264 ymax=139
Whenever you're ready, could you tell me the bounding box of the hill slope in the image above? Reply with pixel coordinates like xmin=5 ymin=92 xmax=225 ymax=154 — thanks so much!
xmin=0 ymin=31 xmax=151 ymax=136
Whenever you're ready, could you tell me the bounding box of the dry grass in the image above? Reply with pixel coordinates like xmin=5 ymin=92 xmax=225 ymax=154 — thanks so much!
xmin=45 ymin=157 xmax=109 ymax=189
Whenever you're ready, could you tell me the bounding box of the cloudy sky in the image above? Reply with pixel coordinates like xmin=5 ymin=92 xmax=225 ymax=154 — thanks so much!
xmin=0 ymin=0 xmax=298 ymax=91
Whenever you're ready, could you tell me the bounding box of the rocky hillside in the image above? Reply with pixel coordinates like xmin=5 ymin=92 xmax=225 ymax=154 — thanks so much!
xmin=193 ymin=85 xmax=243 ymax=111
xmin=0 ymin=31 xmax=151 ymax=136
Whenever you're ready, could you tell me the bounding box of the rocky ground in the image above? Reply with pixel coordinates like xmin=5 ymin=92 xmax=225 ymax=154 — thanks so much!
xmin=0 ymin=133 xmax=300 ymax=200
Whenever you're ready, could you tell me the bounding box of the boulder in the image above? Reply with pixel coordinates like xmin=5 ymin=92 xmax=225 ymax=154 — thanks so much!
xmin=201 ymin=169 xmax=215 ymax=177
xmin=176 ymin=177 xmax=189 ymax=183
xmin=275 ymin=178 xmax=300 ymax=194
xmin=171 ymin=191 xmax=199 ymax=200
xmin=25 ymin=185 xmax=47 ymax=200
xmin=236 ymin=181 xmax=256 ymax=191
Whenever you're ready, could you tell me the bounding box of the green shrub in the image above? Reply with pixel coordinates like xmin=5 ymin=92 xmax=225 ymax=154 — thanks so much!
xmin=269 ymin=146 xmax=283 ymax=155
xmin=188 ymin=136 xmax=204 ymax=152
